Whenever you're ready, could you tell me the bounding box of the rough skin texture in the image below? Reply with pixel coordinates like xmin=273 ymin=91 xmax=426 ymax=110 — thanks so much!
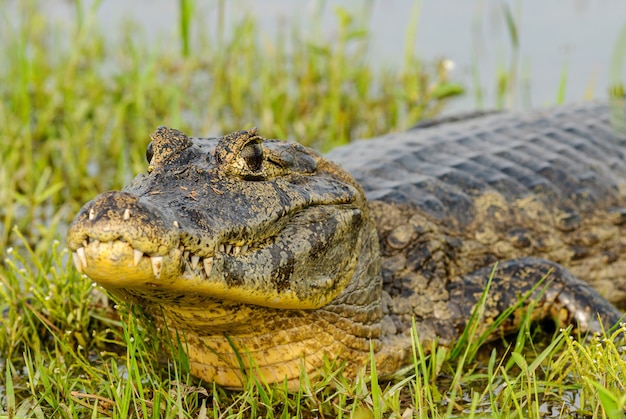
xmin=67 ymin=102 xmax=626 ymax=389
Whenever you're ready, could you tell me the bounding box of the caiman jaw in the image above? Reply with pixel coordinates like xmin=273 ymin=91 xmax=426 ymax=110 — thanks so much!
xmin=72 ymin=207 xmax=187 ymax=279
xmin=70 ymin=231 xmax=262 ymax=281
xmin=67 ymin=189 xmax=268 ymax=284
xmin=71 ymin=238 xmax=183 ymax=282
xmin=69 ymin=224 xmax=272 ymax=284
xmin=67 ymin=189 xmax=364 ymax=309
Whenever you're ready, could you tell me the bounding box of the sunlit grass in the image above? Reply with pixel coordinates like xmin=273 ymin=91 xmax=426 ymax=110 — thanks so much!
xmin=2 ymin=239 xmax=625 ymax=417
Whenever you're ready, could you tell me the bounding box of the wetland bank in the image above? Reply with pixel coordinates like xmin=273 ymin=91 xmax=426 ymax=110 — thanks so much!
xmin=2 ymin=1 xmax=626 ymax=417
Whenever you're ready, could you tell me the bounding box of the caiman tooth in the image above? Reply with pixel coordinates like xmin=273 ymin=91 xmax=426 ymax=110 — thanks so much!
xmin=151 ymin=256 xmax=163 ymax=279
xmin=123 ymin=208 xmax=131 ymax=220
xmin=72 ymin=252 xmax=83 ymax=273
xmin=88 ymin=208 xmax=95 ymax=220
xmin=83 ymin=240 xmax=88 ymax=248
xmin=225 ymin=244 xmax=232 ymax=254
xmin=76 ymin=247 xmax=88 ymax=268
xmin=191 ymin=255 xmax=200 ymax=269
xmin=241 ymin=244 xmax=249 ymax=253
xmin=219 ymin=244 xmax=225 ymax=253
xmin=92 ymin=239 xmax=100 ymax=247
xmin=203 ymin=257 xmax=213 ymax=277
xmin=133 ymin=249 xmax=144 ymax=266
xmin=183 ymin=250 xmax=190 ymax=260
xmin=232 ymin=246 xmax=241 ymax=255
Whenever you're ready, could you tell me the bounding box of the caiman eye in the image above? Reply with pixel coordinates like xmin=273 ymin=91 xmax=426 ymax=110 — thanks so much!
xmin=240 ymin=141 xmax=264 ymax=172
xmin=146 ymin=142 xmax=154 ymax=163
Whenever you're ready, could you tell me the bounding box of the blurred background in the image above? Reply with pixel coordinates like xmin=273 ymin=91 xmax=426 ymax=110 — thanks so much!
xmin=32 ymin=0 xmax=626 ymax=111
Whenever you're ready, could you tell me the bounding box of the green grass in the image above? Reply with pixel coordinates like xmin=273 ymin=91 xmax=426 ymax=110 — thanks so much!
xmin=2 ymin=236 xmax=626 ymax=417
xmin=1 ymin=1 xmax=626 ymax=418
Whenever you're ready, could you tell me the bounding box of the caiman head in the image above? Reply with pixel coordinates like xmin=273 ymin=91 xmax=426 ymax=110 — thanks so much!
xmin=66 ymin=127 xmax=385 ymax=388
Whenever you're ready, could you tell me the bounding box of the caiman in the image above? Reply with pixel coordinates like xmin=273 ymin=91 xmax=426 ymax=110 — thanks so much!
xmin=66 ymin=101 xmax=626 ymax=389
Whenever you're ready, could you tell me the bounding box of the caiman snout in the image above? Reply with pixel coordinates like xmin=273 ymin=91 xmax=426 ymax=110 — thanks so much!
xmin=66 ymin=190 xmax=182 ymax=283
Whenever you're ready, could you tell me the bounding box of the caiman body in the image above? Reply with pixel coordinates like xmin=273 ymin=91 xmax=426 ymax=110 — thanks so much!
xmin=66 ymin=102 xmax=626 ymax=389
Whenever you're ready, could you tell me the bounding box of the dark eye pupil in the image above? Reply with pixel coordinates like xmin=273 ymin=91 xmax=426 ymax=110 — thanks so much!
xmin=241 ymin=142 xmax=263 ymax=172
xmin=146 ymin=142 xmax=154 ymax=163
